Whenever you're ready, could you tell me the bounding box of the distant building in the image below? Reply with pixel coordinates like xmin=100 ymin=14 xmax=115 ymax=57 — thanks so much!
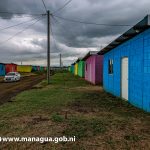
xmin=82 ymin=51 xmax=103 ymax=85
xmin=40 ymin=66 xmax=44 ymax=71
xmin=74 ymin=63 xmax=78 ymax=76
xmin=37 ymin=66 xmax=40 ymax=71
xmin=71 ymin=63 xmax=75 ymax=74
xmin=17 ymin=65 xmax=32 ymax=73
xmin=0 ymin=63 xmax=5 ymax=76
xmin=68 ymin=66 xmax=71 ymax=72
xmin=77 ymin=58 xmax=85 ymax=78
xmin=44 ymin=66 xmax=47 ymax=71
xmin=5 ymin=63 xmax=17 ymax=73
xmin=32 ymin=66 xmax=38 ymax=72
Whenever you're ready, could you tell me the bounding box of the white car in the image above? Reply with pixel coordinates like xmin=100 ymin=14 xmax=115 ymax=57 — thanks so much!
xmin=4 ymin=72 xmax=21 ymax=82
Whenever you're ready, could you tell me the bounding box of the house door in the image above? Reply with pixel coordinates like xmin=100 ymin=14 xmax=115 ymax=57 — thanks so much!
xmin=121 ymin=57 xmax=128 ymax=100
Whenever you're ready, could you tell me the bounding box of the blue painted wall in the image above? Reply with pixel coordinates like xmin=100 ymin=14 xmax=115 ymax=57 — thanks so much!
xmin=0 ymin=64 xmax=5 ymax=76
xmin=71 ymin=65 xmax=75 ymax=74
xmin=103 ymin=28 xmax=150 ymax=112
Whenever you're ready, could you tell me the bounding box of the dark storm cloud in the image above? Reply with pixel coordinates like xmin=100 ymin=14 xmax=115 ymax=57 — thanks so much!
xmin=0 ymin=0 xmax=150 ymax=65
xmin=0 ymin=0 xmax=45 ymax=18
xmin=51 ymin=0 xmax=150 ymax=48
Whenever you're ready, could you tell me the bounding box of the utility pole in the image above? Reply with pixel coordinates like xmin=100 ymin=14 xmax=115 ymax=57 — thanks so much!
xmin=60 ymin=53 xmax=62 ymax=69
xmin=47 ymin=10 xmax=50 ymax=84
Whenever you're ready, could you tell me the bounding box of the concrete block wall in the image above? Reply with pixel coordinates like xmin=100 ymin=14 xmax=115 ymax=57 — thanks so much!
xmin=103 ymin=28 xmax=150 ymax=112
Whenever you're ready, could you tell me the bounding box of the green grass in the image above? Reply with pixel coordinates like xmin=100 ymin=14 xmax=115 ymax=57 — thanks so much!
xmin=0 ymin=73 xmax=85 ymax=118
xmin=0 ymin=72 xmax=149 ymax=149
xmin=51 ymin=113 xmax=64 ymax=122
xmin=63 ymin=117 xmax=108 ymax=139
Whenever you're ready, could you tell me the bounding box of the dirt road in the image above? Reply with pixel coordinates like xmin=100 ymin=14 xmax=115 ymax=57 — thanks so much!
xmin=0 ymin=74 xmax=45 ymax=105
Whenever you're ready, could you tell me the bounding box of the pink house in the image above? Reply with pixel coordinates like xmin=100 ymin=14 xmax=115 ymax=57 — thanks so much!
xmin=82 ymin=51 xmax=103 ymax=85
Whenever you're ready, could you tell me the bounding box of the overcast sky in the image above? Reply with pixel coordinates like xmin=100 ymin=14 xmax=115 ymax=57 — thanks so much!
xmin=0 ymin=0 xmax=150 ymax=66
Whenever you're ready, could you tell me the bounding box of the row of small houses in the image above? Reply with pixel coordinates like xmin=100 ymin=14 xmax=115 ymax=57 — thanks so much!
xmin=0 ymin=63 xmax=47 ymax=76
xmin=69 ymin=15 xmax=150 ymax=112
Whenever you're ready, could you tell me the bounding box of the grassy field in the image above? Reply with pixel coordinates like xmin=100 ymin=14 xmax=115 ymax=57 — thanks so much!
xmin=0 ymin=72 xmax=149 ymax=149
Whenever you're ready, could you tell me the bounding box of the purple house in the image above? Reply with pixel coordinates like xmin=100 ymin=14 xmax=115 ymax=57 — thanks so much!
xmin=82 ymin=51 xmax=103 ymax=85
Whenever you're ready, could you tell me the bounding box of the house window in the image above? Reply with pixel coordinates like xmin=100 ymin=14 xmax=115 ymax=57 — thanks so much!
xmin=108 ymin=59 xmax=113 ymax=74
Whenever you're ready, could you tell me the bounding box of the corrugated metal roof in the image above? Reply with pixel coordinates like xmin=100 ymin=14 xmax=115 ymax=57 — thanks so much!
xmin=98 ymin=15 xmax=150 ymax=55
xmin=82 ymin=51 xmax=98 ymax=61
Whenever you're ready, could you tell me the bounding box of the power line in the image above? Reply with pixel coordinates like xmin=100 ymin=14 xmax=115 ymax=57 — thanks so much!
xmin=0 ymin=11 xmax=42 ymax=16
xmin=51 ymin=16 xmax=76 ymax=40
xmin=52 ymin=0 xmax=73 ymax=14
xmin=0 ymin=15 xmax=40 ymax=19
xmin=50 ymin=21 xmax=60 ymax=52
xmin=53 ymin=15 xmax=132 ymax=27
xmin=52 ymin=16 xmax=123 ymax=49
xmin=51 ymin=16 xmax=73 ymax=51
xmin=0 ymin=17 xmax=43 ymax=45
xmin=41 ymin=0 xmax=47 ymax=12
xmin=0 ymin=16 xmax=43 ymax=31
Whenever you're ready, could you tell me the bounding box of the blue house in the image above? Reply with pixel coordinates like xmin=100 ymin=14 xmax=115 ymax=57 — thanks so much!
xmin=98 ymin=15 xmax=150 ymax=112
xmin=71 ymin=63 xmax=75 ymax=74
xmin=0 ymin=63 xmax=5 ymax=76
xmin=32 ymin=66 xmax=38 ymax=72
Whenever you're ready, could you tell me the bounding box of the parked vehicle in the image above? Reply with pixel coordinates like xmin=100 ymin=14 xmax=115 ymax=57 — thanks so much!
xmin=4 ymin=72 xmax=21 ymax=82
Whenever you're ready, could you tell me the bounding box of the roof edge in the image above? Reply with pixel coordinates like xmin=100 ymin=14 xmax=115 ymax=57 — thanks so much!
xmin=98 ymin=15 xmax=150 ymax=55
xmin=82 ymin=51 xmax=98 ymax=61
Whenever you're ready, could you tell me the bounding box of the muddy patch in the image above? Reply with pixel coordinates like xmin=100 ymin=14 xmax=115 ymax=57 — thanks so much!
xmin=0 ymin=74 xmax=46 ymax=105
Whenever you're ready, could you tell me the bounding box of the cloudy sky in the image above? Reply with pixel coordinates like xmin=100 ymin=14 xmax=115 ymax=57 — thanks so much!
xmin=0 ymin=0 xmax=150 ymax=66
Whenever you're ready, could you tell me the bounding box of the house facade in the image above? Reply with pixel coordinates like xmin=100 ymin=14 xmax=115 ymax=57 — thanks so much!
xmin=71 ymin=64 xmax=75 ymax=74
xmin=83 ymin=51 xmax=103 ymax=85
xmin=17 ymin=65 xmax=32 ymax=73
xmin=78 ymin=60 xmax=85 ymax=78
xmin=44 ymin=66 xmax=47 ymax=71
xmin=99 ymin=15 xmax=150 ymax=112
xmin=32 ymin=66 xmax=38 ymax=72
xmin=74 ymin=63 xmax=78 ymax=75
xmin=37 ymin=66 xmax=40 ymax=71
xmin=5 ymin=63 xmax=17 ymax=73
xmin=0 ymin=63 xmax=5 ymax=76
xmin=40 ymin=66 xmax=44 ymax=71
xmin=68 ymin=66 xmax=71 ymax=72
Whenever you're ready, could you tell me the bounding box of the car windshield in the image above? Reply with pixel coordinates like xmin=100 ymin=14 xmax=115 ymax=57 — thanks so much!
xmin=7 ymin=73 xmax=15 ymax=76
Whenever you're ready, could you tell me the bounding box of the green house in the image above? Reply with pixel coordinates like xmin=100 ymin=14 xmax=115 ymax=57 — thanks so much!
xmin=77 ymin=58 xmax=85 ymax=78
xmin=68 ymin=66 xmax=71 ymax=72
xmin=40 ymin=66 xmax=44 ymax=71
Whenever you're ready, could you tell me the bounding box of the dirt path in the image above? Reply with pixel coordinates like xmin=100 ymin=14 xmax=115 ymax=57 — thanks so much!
xmin=0 ymin=74 xmax=45 ymax=105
